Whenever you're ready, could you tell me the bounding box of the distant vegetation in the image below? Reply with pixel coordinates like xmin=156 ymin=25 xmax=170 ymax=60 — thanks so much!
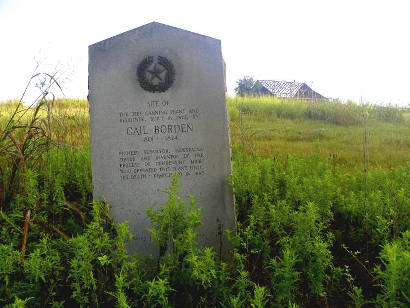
xmin=234 ymin=76 xmax=257 ymax=96
xmin=228 ymin=96 xmax=406 ymax=125
xmin=0 ymin=96 xmax=409 ymax=307
xmin=228 ymin=96 xmax=410 ymax=170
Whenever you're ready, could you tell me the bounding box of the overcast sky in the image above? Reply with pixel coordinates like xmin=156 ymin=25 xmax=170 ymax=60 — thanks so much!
xmin=0 ymin=0 xmax=409 ymax=105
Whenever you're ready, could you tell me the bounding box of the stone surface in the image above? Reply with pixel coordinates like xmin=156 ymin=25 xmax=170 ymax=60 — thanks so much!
xmin=88 ymin=22 xmax=235 ymax=257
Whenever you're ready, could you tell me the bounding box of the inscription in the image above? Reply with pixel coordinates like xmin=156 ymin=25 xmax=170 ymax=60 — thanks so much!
xmin=119 ymin=147 xmax=205 ymax=180
xmin=154 ymin=123 xmax=193 ymax=134
xmin=119 ymin=101 xmax=200 ymax=143
xmin=117 ymin=99 xmax=204 ymax=181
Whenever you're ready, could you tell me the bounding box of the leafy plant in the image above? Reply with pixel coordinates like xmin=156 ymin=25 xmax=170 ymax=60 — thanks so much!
xmin=375 ymin=231 xmax=410 ymax=307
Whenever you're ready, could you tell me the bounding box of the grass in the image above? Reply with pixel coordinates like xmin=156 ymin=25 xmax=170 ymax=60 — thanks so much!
xmin=228 ymin=96 xmax=410 ymax=170
xmin=0 ymin=98 xmax=90 ymax=148
xmin=0 ymin=95 xmax=409 ymax=307
xmin=1 ymin=97 xmax=409 ymax=172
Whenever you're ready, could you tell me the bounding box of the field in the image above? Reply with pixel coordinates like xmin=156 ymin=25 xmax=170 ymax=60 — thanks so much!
xmin=228 ymin=97 xmax=410 ymax=170
xmin=0 ymin=96 xmax=409 ymax=307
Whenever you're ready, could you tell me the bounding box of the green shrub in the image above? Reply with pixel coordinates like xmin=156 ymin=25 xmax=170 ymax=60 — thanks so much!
xmin=375 ymin=231 xmax=410 ymax=307
xmin=1 ymin=91 xmax=409 ymax=306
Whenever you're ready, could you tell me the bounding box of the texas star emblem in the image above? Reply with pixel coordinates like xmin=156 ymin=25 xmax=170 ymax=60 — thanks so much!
xmin=137 ymin=56 xmax=175 ymax=93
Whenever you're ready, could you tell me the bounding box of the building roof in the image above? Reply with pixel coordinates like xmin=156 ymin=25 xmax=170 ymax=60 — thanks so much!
xmin=256 ymin=80 xmax=305 ymax=97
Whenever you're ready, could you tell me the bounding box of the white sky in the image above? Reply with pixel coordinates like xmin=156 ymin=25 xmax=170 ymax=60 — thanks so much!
xmin=0 ymin=0 xmax=409 ymax=106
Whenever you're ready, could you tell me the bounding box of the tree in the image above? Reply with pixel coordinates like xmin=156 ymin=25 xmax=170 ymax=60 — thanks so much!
xmin=235 ymin=76 xmax=255 ymax=97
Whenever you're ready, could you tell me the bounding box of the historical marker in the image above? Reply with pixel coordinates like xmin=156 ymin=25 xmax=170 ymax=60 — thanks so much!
xmin=88 ymin=22 xmax=235 ymax=257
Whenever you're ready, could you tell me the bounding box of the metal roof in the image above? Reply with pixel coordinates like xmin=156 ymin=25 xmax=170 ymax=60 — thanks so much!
xmin=257 ymin=80 xmax=305 ymax=97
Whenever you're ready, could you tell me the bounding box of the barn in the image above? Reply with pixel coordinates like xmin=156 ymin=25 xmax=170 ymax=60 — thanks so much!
xmin=254 ymin=80 xmax=327 ymax=100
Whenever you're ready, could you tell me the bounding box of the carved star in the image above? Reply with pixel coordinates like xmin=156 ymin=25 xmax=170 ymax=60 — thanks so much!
xmin=147 ymin=64 xmax=165 ymax=82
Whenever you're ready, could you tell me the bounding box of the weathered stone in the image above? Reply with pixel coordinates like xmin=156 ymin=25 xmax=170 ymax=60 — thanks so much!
xmin=88 ymin=22 xmax=235 ymax=257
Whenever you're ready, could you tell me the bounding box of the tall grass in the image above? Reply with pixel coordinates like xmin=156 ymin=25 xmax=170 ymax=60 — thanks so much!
xmin=2 ymin=96 xmax=409 ymax=170
xmin=0 ymin=95 xmax=409 ymax=306
xmin=227 ymin=96 xmax=405 ymax=126
xmin=0 ymin=98 xmax=90 ymax=148
xmin=228 ymin=96 xmax=410 ymax=170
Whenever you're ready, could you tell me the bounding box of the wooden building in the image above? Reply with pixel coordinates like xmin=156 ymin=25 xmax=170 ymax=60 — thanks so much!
xmin=254 ymin=80 xmax=327 ymax=100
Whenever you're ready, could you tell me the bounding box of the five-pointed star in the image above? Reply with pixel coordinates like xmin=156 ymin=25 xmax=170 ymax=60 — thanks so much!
xmin=147 ymin=64 xmax=165 ymax=82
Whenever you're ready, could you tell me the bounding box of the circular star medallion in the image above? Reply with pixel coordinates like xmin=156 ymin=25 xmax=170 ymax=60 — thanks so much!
xmin=137 ymin=56 xmax=175 ymax=93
